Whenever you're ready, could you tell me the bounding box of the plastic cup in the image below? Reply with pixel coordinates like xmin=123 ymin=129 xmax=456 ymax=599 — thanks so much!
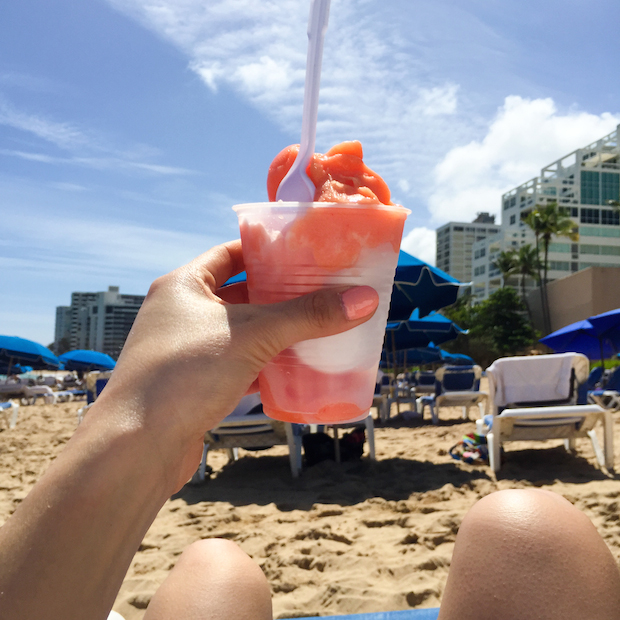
xmin=233 ymin=201 xmax=409 ymax=425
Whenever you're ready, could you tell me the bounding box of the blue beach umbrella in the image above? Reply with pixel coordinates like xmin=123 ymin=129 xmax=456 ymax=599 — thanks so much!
xmin=59 ymin=350 xmax=117 ymax=372
xmin=389 ymin=250 xmax=465 ymax=320
xmin=224 ymin=250 xmax=465 ymax=320
xmin=588 ymin=308 xmax=620 ymax=351
xmin=440 ymin=350 xmax=475 ymax=365
xmin=385 ymin=310 xmax=466 ymax=352
xmin=539 ymin=319 xmax=615 ymax=365
xmin=0 ymin=363 xmax=32 ymax=375
xmin=382 ymin=346 xmax=442 ymax=368
xmin=0 ymin=335 xmax=60 ymax=372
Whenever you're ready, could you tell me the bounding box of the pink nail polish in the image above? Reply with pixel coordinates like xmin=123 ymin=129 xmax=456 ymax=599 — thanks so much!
xmin=341 ymin=286 xmax=379 ymax=321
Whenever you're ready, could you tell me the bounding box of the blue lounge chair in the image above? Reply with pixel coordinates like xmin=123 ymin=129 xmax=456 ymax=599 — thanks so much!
xmin=577 ymin=365 xmax=604 ymax=404
xmin=588 ymin=365 xmax=620 ymax=411
xmin=417 ymin=365 xmax=487 ymax=425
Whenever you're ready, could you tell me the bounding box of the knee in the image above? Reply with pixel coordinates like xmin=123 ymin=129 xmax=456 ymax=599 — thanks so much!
xmin=175 ymin=538 xmax=269 ymax=592
xmin=456 ymin=489 xmax=620 ymax=592
xmin=458 ymin=489 xmax=594 ymax=550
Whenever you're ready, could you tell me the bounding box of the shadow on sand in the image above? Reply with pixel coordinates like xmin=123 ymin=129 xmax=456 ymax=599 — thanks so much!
xmin=173 ymin=440 xmax=616 ymax=511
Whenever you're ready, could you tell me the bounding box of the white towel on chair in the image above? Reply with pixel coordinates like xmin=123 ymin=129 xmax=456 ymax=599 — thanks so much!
xmin=488 ymin=353 xmax=576 ymax=407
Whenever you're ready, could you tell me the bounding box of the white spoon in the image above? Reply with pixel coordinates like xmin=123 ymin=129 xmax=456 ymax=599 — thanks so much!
xmin=276 ymin=0 xmax=331 ymax=202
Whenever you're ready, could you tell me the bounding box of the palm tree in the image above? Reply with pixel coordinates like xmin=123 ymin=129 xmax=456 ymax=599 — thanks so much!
xmin=492 ymin=250 xmax=517 ymax=288
xmin=512 ymin=244 xmax=540 ymax=319
xmin=522 ymin=209 xmax=547 ymax=329
xmin=523 ymin=201 xmax=578 ymax=332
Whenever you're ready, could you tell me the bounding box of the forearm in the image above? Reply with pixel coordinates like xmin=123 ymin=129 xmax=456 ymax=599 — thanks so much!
xmin=0 ymin=399 xmax=175 ymax=619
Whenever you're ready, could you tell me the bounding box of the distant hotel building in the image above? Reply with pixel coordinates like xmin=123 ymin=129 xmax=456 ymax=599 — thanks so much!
xmin=54 ymin=286 xmax=145 ymax=359
xmin=435 ymin=213 xmax=501 ymax=283
xmin=466 ymin=125 xmax=620 ymax=302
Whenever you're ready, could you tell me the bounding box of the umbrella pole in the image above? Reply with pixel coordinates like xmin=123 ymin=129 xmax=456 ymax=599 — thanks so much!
xmin=600 ymin=339 xmax=606 ymax=371
xmin=391 ymin=330 xmax=397 ymax=383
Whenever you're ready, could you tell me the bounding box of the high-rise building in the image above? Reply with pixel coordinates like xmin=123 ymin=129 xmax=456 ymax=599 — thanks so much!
xmin=55 ymin=286 xmax=145 ymax=360
xmin=54 ymin=306 xmax=72 ymax=353
xmin=435 ymin=213 xmax=501 ymax=283
xmin=471 ymin=125 xmax=620 ymax=302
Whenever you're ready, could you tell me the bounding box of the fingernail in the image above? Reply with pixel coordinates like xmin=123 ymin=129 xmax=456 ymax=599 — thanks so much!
xmin=341 ymin=286 xmax=379 ymax=321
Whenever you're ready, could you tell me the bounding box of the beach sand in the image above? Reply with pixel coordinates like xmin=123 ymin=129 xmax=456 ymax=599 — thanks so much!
xmin=1 ymin=384 xmax=620 ymax=619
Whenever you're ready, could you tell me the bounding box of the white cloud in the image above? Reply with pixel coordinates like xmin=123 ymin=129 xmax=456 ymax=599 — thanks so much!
xmin=419 ymin=85 xmax=459 ymax=116
xmin=427 ymin=96 xmax=620 ymax=223
xmin=0 ymin=97 xmax=87 ymax=150
xmin=401 ymin=227 xmax=436 ymax=266
xmin=1 ymin=213 xmax=221 ymax=278
xmin=0 ymin=148 xmax=196 ymax=176
xmin=105 ymin=0 xmax=472 ymax=202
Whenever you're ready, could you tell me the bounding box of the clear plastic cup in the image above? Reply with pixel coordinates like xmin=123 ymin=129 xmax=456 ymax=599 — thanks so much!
xmin=233 ymin=201 xmax=409 ymax=424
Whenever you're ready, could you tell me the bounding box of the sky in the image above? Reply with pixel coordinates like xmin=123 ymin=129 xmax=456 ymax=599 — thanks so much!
xmin=2 ymin=0 xmax=620 ymax=346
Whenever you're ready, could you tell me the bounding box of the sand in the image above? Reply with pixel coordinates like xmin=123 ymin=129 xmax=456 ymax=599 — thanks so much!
xmin=1 ymin=384 xmax=620 ymax=619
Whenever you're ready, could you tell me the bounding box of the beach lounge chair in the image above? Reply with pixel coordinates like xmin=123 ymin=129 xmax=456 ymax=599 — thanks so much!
xmin=417 ymin=365 xmax=487 ymax=425
xmin=477 ymin=353 xmax=613 ymax=473
xmin=282 ymin=609 xmax=439 ymax=620
xmin=0 ymin=401 xmax=19 ymax=429
xmin=588 ymin=365 xmax=620 ymax=411
xmin=194 ymin=394 xmax=304 ymax=481
xmin=413 ymin=371 xmax=435 ymax=397
xmin=24 ymin=385 xmax=57 ymax=405
xmin=577 ymin=365 xmax=604 ymax=405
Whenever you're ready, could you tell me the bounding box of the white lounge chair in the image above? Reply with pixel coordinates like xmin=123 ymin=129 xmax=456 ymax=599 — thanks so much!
xmin=417 ymin=365 xmax=487 ymax=425
xmin=0 ymin=401 xmax=19 ymax=429
xmin=194 ymin=394 xmax=304 ymax=481
xmin=24 ymin=385 xmax=57 ymax=405
xmin=477 ymin=353 xmax=613 ymax=473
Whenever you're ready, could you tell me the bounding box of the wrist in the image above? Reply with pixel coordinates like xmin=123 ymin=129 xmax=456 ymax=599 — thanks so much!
xmin=85 ymin=379 xmax=204 ymax=495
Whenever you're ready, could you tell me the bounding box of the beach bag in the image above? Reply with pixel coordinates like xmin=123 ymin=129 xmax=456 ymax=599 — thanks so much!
xmin=302 ymin=427 xmax=366 ymax=466
xmin=449 ymin=432 xmax=489 ymax=465
xmin=302 ymin=432 xmax=335 ymax=466
xmin=339 ymin=426 xmax=366 ymax=461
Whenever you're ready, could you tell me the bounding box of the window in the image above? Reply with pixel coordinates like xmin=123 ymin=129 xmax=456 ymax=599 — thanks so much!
xmin=453 ymin=226 xmax=464 ymax=231
xmin=580 ymin=208 xmax=600 ymax=224
xmin=474 ymin=265 xmax=486 ymax=276
xmin=548 ymin=243 xmax=570 ymax=253
xmin=503 ymin=200 xmax=511 ymax=210
xmin=601 ymin=245 xmax=620 ymax=256
xmin=510 ymin=214 xmax=516 ymax=225
xmin=601 ymin=209 xmax=620 ymax=226
xmin=580 ymin=244 xmax=600 ymax=255
xmin=549 ymin=261 xmax=570 ymax=271
xmin=510 ymin=196 xmax=516 ymax=207
xmin=581 ymin=171 xmax=600 ymax=205
xmin=601 ymin=172 xmax=620 ymax=205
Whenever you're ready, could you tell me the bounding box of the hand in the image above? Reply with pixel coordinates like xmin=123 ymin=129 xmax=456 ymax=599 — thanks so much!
xmin=92 ymin=239 xmax=379 ymax=492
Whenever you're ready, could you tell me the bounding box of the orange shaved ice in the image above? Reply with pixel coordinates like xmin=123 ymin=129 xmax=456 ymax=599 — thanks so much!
xmin=267 ymin=141 xmax=393 ymax=205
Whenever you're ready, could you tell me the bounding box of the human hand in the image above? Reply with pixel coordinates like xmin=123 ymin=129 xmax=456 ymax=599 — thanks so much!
xmin=90 ymin=239 xmax=379 ymax=492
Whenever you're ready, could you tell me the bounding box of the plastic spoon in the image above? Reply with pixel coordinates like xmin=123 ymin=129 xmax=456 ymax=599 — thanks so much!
xmin=276 ymin=0 xmax=331 ymax=202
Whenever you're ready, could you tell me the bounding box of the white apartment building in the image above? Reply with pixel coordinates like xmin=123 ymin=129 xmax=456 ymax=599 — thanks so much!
xmin=435 ymin=213 xmax=501 ymax=283
xmin=471 ymin=125 xmax=620 ymax=302
xmin=55 ymin=286 xmax=145 ymax=360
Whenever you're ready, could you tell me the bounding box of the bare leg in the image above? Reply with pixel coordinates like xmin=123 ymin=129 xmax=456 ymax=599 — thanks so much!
xmin=143 ymin=538 xmax=272 ymax=620
xmin=439 ymin=489 xmax=620 ymax=620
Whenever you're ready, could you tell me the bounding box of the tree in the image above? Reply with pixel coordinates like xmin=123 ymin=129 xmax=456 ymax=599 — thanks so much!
xmin=512 ymin=244 xmax=541 ymax=318
xmin=442 ymin=288 xmax=539 ymax=366
xmin=492 ymin=250 xmax=517 ymax=288
xmin=522 ymin=201 xmax=578 ymax=333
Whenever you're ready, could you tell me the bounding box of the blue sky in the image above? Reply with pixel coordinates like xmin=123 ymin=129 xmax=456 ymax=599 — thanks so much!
xmin=2 ymin=0 xmax=620 ymax=346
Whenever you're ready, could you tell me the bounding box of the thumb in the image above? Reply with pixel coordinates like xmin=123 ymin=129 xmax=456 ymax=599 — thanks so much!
xmin=254 ymin=285 xmax=379 ymax=356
